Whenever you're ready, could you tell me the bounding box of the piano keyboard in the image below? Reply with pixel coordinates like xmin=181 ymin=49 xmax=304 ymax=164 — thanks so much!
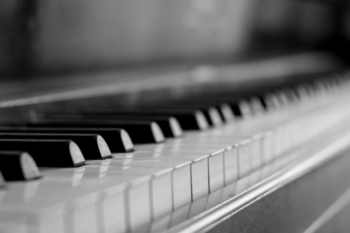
xmin=0 ymin=61 xmax=350 ymax=233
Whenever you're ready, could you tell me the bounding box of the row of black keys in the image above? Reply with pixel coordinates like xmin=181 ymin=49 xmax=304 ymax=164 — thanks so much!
xmin=0 ymin=73 xmax=345 ymax=185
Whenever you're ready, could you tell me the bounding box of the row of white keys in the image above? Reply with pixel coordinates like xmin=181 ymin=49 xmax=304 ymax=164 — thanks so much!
xmin=113 ymin=130 xmax=284 ymax=202
xmin=40 ymin=163 xmax=192 ymax=233
xmin=118 ymin=97 xmax=350 ymax=211
xmin=125 ymin=141 xmax=240 ymax=191
xmin=0 ymin=134 xmax=326 ymax=233
xmin=114 ymin=150 xmax=216 ymax=200
xmin=118 ymin=137 xmax=272 ymax=209
xmin=85 ymin=159 xmax=192 ymax=211
xmin=0 ymin=175 xmax=130 ymax=233
xmin=10 ymin=157 xmax=196 ymax=233
xmin=1 ymin=165 xmax=176 ymax=233
xmin=2 ymin=78 xmax=349 ymax=233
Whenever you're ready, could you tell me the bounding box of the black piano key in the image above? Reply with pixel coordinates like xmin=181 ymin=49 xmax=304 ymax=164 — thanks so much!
xmin=24 ymin=120 xmax=165 ymax=144
xmin=218 ymin=101 xmax=243 ymax=117
xmin=172 ymin=97 xmax=246 ymax=118
xmin=151 ymin=117 xmax=182 ymax=137
xmin=142 ymin=105 xmax=223 ymax=126
xmin=51 ymin=115 xmax=183 ymax=138
xmin=249 ymin=97 xmax=266 ymax=114
xmin=281 ymin=88 xmax=299 ymax=103
xmin=0 ymin=127 xmax=133 ymax=153
xmin=189 ymin=91 xmax=269 ymax=114
xmin=0 ymin=151 xmax=41 ymax=181
xmin=153 ymin=101 xmax=234 ymax=122
xmin=225 ymin=99 xmax=251 ymax=118
xmin=0 ymin=133 xmax=111 ymax=160
xmin=122 ymin=110 xmax=209 ymax=130
xmin=253 ymin=95 xmax=269 ymax=110
xmin=0 ymin=139 xmax=85 ymax=167
xmin=215 ymin=103 xmax=234 ymax=122
xmin=124 ymin=109 xmax=209 ymax=130
xmin=0 ymin=172 xmax=5 ymax=188
xmin=212 ymin=99 xmax=252 ymax=117
xmin=72 ymin=109 xmax=209 ymax=131
xmin=106 ymin=116 xmax=183 ymax=138
xmin=262 ymin=93 xmax=278 ymax=110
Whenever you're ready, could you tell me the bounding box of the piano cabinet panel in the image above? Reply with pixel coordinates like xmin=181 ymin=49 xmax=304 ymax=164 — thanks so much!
xmin=205 ymin=148 xmax=350 ymax=233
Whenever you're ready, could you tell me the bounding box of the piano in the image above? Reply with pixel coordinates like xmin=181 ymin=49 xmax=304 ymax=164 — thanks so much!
xmin=0 ymin=0 xmax=350 ymax=233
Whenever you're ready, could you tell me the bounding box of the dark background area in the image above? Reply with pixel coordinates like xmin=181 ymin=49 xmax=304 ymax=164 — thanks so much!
xmin=0 ymin=0 xmax=349 ymax=78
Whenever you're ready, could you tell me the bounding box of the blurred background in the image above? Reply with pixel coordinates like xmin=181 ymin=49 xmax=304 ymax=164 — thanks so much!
xmin=0 ymin=0 xmax=349 ymax=78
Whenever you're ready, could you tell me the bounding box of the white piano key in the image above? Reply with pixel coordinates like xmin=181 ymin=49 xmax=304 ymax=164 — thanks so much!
xmin=0 ymin=193 xmax=67 ymax=223
xmin=121 ymin=153 xmax=208 ymax=202
xmin=3 ymin=173 xmax=152 ymax=233
xmin=171 ymin=138 xmax=247 ymax=146
xmin=133 ymin=147 xmax=228 ymax=157
xmin=0 ymin=223 xmax=26 ymax=233
xmin=278 ymin=127 xmax=288 ymax=155
xmin=208 ymin=149 xmax=225 ymax=193
xmin=44 ymin=165 xmax=173 ymax=222
xmin=34 ymin=217 xmax=65 ymax=233
xmin=133 ymin=141 xmax=240 ymax=160
xmin=223 ymin=145 xmax=239 ymax=186
xmin=178 ymin=136 xmax=244 ymax=143
xmin=0 ymin=211 xmax=28 ymax=233
xmin=150 ymin=169 xmax=173 ymax=220
xmin=262 ymin=131 xmax=273 ymax=164
xmin=238 ymin=139 xmax=252 ymax=178
xmin=0 ymin=206 xmax=66 ymax=233
xmin=11 ymin=174 xmax=124 ymax=201
xmin=171 ymin=163 xmax=192 ymax=209
xmin=87 ymin=159 xmax=192 ymax=210
xmin=120 ymin=160 xmax=192 ymax=209
xmin=284 ymin=124 xmax=295 ymax=151
xmin=191 ymin=156 xmax=210 ymax=200
xmin=0 ymin=218 xmax=65 ymax=233
xmin=271 ymin=129 xmax=282 ymax=158
xmin=136 ymin=141 xmax=236 ymax=152
xmin=100 ymin=193 xmax=127 ymax=233
xmin=128 ymin=182 xmax=152 ymax=233
xmin=107 ymin=179 xmax=149 ymax=233
xmin=113 ymin=150 xmax=210 ymax=201
xmin=102 ymin=175 xmax=151 ymax=233
xmin=251 ymin=135 xmax=262 ymax=172
xmin=221 ymin=103 xmax=234 ymax=121
xmin=128 ymin=147 xmax=226 ymax=197
xmin=124 ymin=139 xmax=252 ymax=199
